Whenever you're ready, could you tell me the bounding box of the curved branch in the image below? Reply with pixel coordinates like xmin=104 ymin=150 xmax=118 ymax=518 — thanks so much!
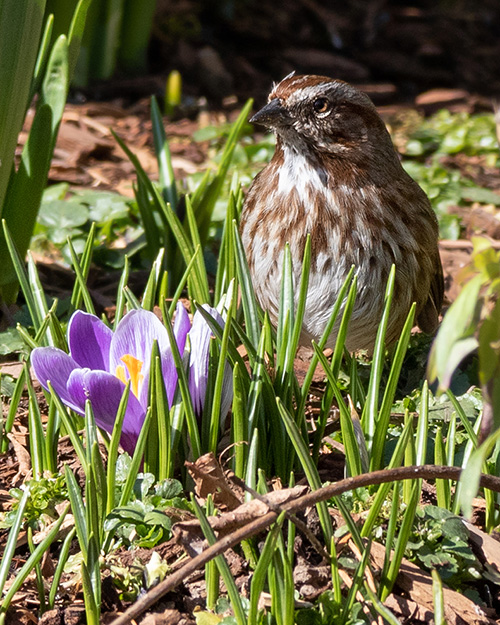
xmin=110 ymin=464 xmax=500 ymax=625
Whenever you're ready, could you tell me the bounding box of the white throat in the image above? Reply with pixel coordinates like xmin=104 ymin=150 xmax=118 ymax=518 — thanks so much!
xmin=278 ymin=145 xmax=328 ymax=206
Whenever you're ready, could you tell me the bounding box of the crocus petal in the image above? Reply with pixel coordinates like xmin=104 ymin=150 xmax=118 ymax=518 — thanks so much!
xmin=174 ymin=302 xmax=191 ymax=355
xmin=155 ymin=302 xmax=190 ymax=407
xmin=68 ymin=311 xmax=113 ymax=371
xmin=188 ymin=305 xmax=226 ymax=416
xmin=66 ymin=368 xmax=91 ymax=414
xmin=31 ymin=347 xmax=83 ymax=413
xmin=219 ymin=362 xmax=233 ymax=430
xmin=78 ymin=370 xmax=146 ymax=455
xmin=109 ymin=309 xmax=171 ymax=376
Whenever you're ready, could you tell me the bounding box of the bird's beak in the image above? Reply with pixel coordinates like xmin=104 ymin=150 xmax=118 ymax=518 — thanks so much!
xmin=250 ymin=98 xmax=290 ymax=128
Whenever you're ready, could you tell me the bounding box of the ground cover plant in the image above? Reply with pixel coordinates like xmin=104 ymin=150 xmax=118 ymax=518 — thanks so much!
xmin=2 ymin=50 xmax=500 ymax=625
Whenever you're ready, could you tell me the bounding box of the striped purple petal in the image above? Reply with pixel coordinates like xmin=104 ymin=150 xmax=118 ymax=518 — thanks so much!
xmin=188 ymin=305 xmax=228 ymax=417
xmin=72 ymin=369 xmax=146 ymax=455
xmin=68 ymin=311 xmax=113 ymax=371
xmin=31 ymin=347 xmax=82 ymax=414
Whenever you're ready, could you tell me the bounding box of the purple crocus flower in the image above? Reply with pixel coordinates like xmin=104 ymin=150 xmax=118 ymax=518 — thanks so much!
xmin=31 ymin=304 xmax=232 ymax=454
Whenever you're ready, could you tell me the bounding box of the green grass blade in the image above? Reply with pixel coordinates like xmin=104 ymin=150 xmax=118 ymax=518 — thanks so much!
xmin=339 ymin=396 xmax=364 ymax=477
xmin=415 ymin=381 xmax=429 ymax=466
xmin=160 ymin=301 xmax=201 ymax=459
xmin=47 ymin=381 xmax=87 ymax=468
xmin=104 ymin=383 xmax=130 ymax=524
xmin=118 ymin=0 xmax=156 ymax=74
xmin=233 ymin=220 xmax=261 ymax=346
xmin=341 ymin=539 xmax=372 ymax=625
xmin=379 ymin=482 xmax=400 ymax=594
xmin=215 ymin=191 xmax=238 ymax=302
xmin=65 ymin=465 xmax=88 ymax=561
xmin=151 ymin=95 xmax=178 ymax=210
xmin=204 ymin=496 xmax=219 ymax=610
xmin=458 ymin=427 xmax=500 ymax=518
xmin=118 ymin=407 xmax=153 ymax=506
xmin=0 ymin=34 xmax=69 ymax=302
xmin=44 ymin=397 xmax=60 ymax=475
xmin=209 ymin=286 xmax=236 ymax=452
xmin=446 ymin=412 xmax=457 ymax=467
xmin=27 ymin=251 xmax=54 ymax=344
xmin=364 ymin=583 xmax=401 ymax=625
xmin=142 ymin=248 xmax=165 ymax=311
xmin=194 ymin=304 xmax=250 ymax=384
xmin=2 ymin=221 xmax=44 ymax=329
xmin=81 ymin=559 xmax=99 ymax=625
xmin=168 ymin=245 xmax=202 ymax=317
xmin=27 ymin=372 xmax=47 ymax=478
xmin=93 ymin=0 xmax=126 ymax=81
xmin=67 ymin=0 xmax=92 ymax=82
xmin=446 ymin=389 xmax=478 ymax=446
xmin=184 ymin=195 xmax=210 ymax=303
xmin=113 ymin=129 xmax=207 ymax=299
xmin=362 ymin=265 xmax=396 ymax=456
xmin=277 ymin=398 xmax=332 ymax=544
xmin=370 ymin=302 xmax=416 ymax=471
xmin=191 ymin=495 xmax=246 ymax=625
xmin=248 ymin=514 xmax=285 ymax=625
xmin=361 ymin=418 xmax=413 ymax=538
xmin=192 ymin=100 xmax=253 ymax=246
xmin=431 ymin=569 xmax=446 ymax=625
xmin=67 ymin=236 xmax=96 ymax=314
xmin=154 ymin=353 xmax=171 ymax=481
xmin=276 ymin=245 xmax=293 ymax=377
xmin=29 ymin=13 xmax=54 ymax=104
xmin=0 ymin=0 xmax=45 ymax=209
xmin=48 ymin=527 xmax=76 ymax=609
xmin=123 ymin=285 xmax=142 ymax=310
xmin=379 ymin=478 xmax=420 ymax=601
xmin=231 ymin=362 xmax=248 ymax=478
xmin=270 ymin=548 xmax=295 ymax=625
xmin=0 ymin=504 xmax=70 ymax=616
xmin=70 ymin=222 xmax=95 ymax=312
xmin=313 ymin=343 xmax=366 ymax=476
xmin=134 ymin=176 xmax=161 ymax=262
xmin=297 ymin=267 xmax=355 ymax=418
xmin=156 ymin=194 xmax=207 ymax=303
xmin=0 ymin=486 xmax=30 ymax=595
xmin=114 ymin=256 xmax=130 ymax=328
xmin=2 ymin=365 xmax=26 ymax=453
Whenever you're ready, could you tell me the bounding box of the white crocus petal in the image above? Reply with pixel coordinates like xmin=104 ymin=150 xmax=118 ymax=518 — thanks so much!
xmin=188 ymin=304 xmax=228 ymax=418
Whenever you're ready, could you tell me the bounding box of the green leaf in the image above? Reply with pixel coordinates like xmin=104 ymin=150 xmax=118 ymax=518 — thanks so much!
xmin=151 ymin=96 xmax=177 ymax=210
xmin=0 ymin=0 xmax=45 ymax=209
xmin=67 ymin=0 xmax=92 ymax=81
xmin=462 ymin=186 xmax=500 ymax=206
xmin=38 ymin=200 xmax=89 ymax=228
xmin=458 ymin=427 xmax=500 ymax=518
xmin=428 ymin=275 xmax=483 ymax=390
xmin=0 ymin=34 xmax=69 ymax=301
xmin=0 ymin=328 xmax=25 ymax=355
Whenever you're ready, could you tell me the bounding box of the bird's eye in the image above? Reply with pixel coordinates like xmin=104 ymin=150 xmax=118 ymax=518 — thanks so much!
xmin=313 ymin=98 xmax=330 ymax=114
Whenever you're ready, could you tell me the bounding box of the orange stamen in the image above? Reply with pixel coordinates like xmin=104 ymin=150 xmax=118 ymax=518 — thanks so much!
xmin=116 ymin=354 xmax=144 ymax=397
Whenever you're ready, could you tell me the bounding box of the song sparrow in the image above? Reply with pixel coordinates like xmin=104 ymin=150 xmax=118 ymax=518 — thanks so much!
xmin=240 ymin=74 xmax=443 ymax=351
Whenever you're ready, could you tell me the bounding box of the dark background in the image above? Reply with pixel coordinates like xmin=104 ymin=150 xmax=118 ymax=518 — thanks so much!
xmin=144 ymin=0 xmax=500 ymax=105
